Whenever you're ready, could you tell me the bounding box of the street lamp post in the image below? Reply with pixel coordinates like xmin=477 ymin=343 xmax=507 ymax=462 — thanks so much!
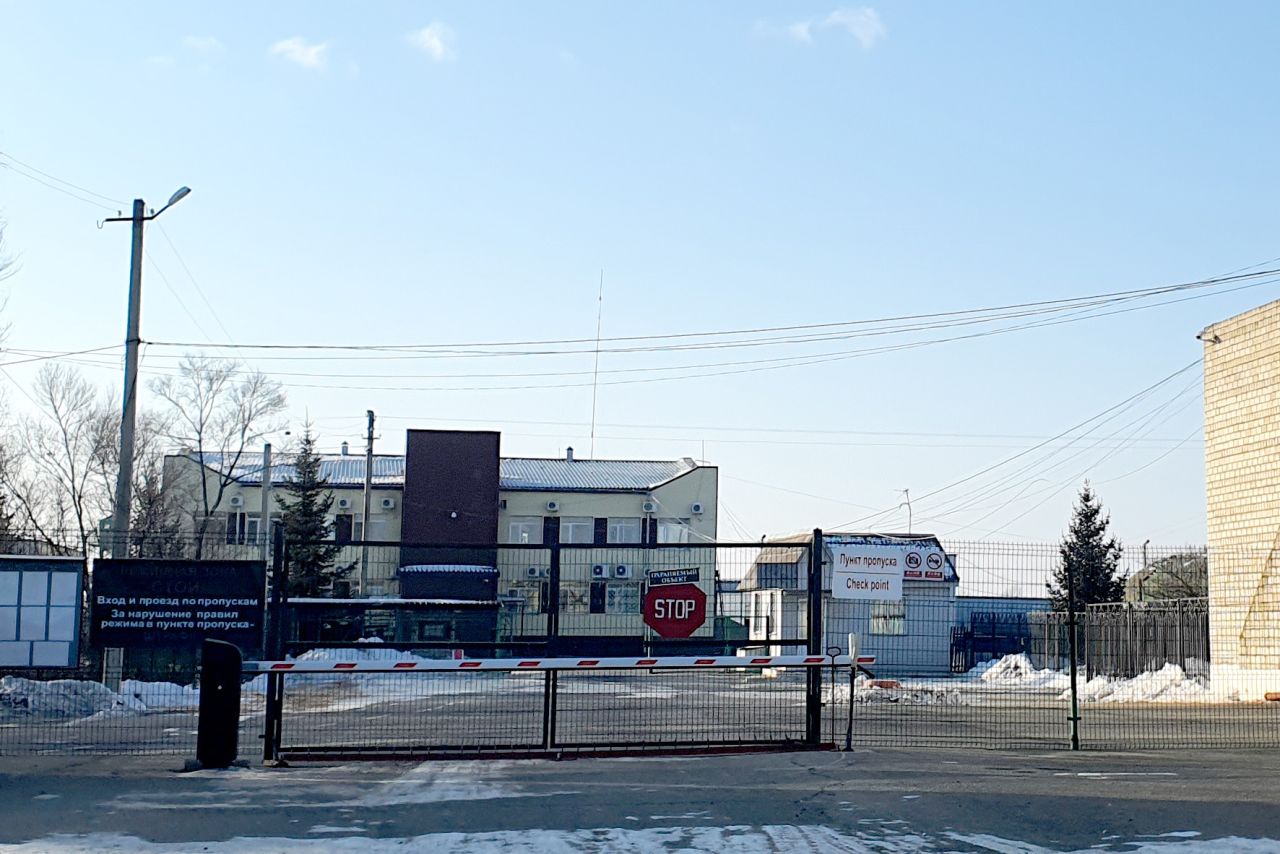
xmin=104 ymin=187 xmax=191 ymax=558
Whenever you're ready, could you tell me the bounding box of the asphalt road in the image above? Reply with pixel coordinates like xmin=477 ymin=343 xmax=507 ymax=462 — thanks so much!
xmin=1 ymin=748 xmax=1279 ymax=851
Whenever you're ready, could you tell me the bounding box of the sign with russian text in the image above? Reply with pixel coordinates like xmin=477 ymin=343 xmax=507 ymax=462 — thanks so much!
xmin=90 ymin=560 xmax=264 ymax=651
xmin=830 ymin=542 xmax=948 ymax=601
xmin=647 ymin=568 xmax=700 ymax=586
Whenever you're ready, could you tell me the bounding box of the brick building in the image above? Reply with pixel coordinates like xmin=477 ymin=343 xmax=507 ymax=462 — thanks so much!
xmin=1202 ymin=299 xmax=1280 ymax=699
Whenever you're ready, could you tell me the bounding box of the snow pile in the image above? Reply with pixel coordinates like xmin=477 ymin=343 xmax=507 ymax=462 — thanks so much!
xmin=0 ymin=676 xmax=145 ymax=718
xmin=829 ymin=679 xmax=965 ymax=706
xmin=1072 ymin=663 xmax=1212 ymax=703
xmin=975 ymin=654 xmax=1070 ymax=690
xmin=121 ymin=680 xmax=201 ymax=710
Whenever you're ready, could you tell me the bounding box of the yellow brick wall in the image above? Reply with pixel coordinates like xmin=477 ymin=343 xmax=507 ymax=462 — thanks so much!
xmin=1203 ymin=298 xmax=1280 ymax=670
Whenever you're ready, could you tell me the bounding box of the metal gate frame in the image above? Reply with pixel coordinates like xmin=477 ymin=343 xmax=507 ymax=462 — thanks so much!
xmin=250 ymin=653 xmax=860 ymax=762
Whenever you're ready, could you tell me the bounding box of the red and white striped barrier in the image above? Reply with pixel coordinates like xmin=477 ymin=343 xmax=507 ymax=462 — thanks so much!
xmin=243 ymin=653 xmax=875 ymax=673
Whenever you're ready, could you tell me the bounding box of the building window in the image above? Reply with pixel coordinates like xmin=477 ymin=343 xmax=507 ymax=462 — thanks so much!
xmin=225 ymin=512 xmax=260 ymax=545
xmin=560 ymin=517 xmax=594 ymax=544
xmin=657 ymin=519 xmax=692 ymax=544
xmin=333 ymin=514 xmax=364 ymax=544
xmin=870 ymin=601 xmax=906 ymax=635
xmin=508 ymin=517 xmax=542 ymax=544
xmin=607 ymin=518 xmax=642 ymax=544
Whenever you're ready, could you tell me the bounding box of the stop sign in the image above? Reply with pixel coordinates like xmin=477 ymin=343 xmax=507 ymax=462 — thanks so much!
xmin=643 ymin=582 xmax=707 ymax=638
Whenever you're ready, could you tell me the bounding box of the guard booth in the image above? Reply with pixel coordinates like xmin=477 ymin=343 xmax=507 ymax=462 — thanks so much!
xmin=742 ymin=532 xmax=959 ymax=676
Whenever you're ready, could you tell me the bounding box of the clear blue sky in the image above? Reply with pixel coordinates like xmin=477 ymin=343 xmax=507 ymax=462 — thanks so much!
xmin=2 ymin=2 xmax=1278 ymax=546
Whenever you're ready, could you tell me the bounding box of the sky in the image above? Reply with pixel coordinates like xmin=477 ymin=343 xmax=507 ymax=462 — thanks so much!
xmin=1 ymin=2 xmax=1278 ymax=547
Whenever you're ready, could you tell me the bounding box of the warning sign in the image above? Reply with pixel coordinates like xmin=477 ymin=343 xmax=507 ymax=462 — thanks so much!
xmin=647 ymin=568 xmax=700 ymax=586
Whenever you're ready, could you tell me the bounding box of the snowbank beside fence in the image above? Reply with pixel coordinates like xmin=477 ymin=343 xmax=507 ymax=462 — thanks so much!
xmin=0 ymin=676 xmax=145 ymax=718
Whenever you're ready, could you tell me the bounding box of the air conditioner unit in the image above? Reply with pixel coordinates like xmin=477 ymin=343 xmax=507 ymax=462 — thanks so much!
xmin=546 ymin=500 xmax=560 ymax=512
xmin=614 ymin=564 xmax=633 ymax=579
xmin=337 ymin=498 xmax=353 ymax=510
xmin=641 ymin=500 xmax=657 ymax=514
xmin=228 ymin=495 xmax=244 ymax=508
xmin=525 ymin=566 xmax=547 ymax=579
xmin=380 ymin=497 xmax=396 ymax=510
xmin=691 ymin=502 xmax=705 ymax=515
xmin=591 ymin=564 xmax=607 ymax=579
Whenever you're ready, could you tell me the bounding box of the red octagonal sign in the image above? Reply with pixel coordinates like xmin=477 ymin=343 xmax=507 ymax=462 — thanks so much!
xmin=643 ymin=582 xmax=707 ymax=638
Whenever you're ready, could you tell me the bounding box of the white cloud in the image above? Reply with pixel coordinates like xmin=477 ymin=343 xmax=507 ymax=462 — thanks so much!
xmin=406 ymin=22 xmax=457 ymax=62
xmin=269 ymin=36 xmax=329 ymax=70
xmin=822 ymin=7 xmax=886 ymax=49
xmin=767 ymin=7 xmax=886 ymax=50
xmin=182 ymin=35 xmax=224 ymax=56
xmin=786 ymin=21 xmax=814 ymax=43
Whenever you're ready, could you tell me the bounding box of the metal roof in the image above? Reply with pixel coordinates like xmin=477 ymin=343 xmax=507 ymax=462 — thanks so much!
xmin=186 ymin=453 xmax=406 ymax=487
xmin=179 ymin=453 xmax=699 ymax=493
xmin=498 ymin=457 xmax=697 ymax=492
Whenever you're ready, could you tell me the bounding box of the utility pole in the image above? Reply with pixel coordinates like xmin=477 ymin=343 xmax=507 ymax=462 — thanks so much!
xmin=109 ymin=199 xmax=145 ymax=559
xmin=104 ymin=188 xmax=191 ymax=558
xmin=260 ymin=443 xmax=273 ymax=554
xmin=360 ymin=409 xmax=375 ymax=595
xmin=899 ymin=489 xmax=912 ymax=535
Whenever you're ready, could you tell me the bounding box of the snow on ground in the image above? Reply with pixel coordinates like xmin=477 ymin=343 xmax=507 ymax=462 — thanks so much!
xmin=974 ymin=653 xmax=1071 ymax=690
xmin=1073 ymin=663 xmax=1212 ymax=703
xmin=120 ymin=681 xmax=200 ymax=711
xmin=0 ymin=676 xmax=145 ymax=718
xmin=1 ymin=828 xmax=1278 ymax=853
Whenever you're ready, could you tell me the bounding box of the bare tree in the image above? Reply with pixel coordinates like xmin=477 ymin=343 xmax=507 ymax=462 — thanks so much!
xmin=0 ymin=220 xmax=17 ymax=283
xmin=151 ymin=355 xmax=286 ymax=556
xmin=4 ymin=365 xmax=116 ymax=554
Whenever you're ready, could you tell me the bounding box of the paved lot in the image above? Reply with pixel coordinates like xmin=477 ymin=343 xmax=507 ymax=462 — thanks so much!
xmin=1 ymin=748 xmax=1279 ymax=851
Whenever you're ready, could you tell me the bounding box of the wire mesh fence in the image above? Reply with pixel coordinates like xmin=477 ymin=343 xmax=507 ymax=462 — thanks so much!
xmin=3 ymin=533 xmax=1280 ymax=755
xmin=259 ymin=660 xmax=841 ymax=760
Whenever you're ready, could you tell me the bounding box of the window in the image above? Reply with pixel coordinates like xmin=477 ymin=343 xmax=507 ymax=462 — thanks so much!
xmin=225 ymin=512 xmax=257 ymax=545
xmin=870 ymin=601 xmax=907 ymax=635
xmin=333 ymin=514 xmax=365 ymax=544
xmin=607 ymin=518 xmax=642 ymax=544
xmin=657 ymin=519 xmax=692 ymax=544
xmin=507 ymin=517 xmax=542 ymax=544
xmin=559 ymin=517 xmax=594 ymax=544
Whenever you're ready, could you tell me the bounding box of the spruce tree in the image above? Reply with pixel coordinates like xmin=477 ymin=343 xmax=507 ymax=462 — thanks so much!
xmin=1048 ymin=482 xmax=1125 ymax=610
xmin=276 ymin=429 xmax=347 ymax=597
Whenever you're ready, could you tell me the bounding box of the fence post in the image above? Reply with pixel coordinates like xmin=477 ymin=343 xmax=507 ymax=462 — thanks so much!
xmin=269 ymin=522 xmax=286 ymax=660
xmin=541 ymin=669 xmax=558 ymax=751
xmin=262 ymin=670 xmax=285 ymax=766
xmin=547 ymin=544 xmax=561 ymax=656
xmin=1065 ymin=563 xmax=1081 ymax=751
xmin=805 ymin=528 xmax=824 ymax=747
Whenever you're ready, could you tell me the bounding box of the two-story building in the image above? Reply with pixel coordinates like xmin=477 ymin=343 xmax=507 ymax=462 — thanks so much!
xmin=161 ymin=429 xmax=719 ymax=652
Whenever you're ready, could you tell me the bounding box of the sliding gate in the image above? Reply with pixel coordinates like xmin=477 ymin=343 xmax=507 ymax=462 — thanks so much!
xmin=251 ymin=653 xmax=853 ymax=760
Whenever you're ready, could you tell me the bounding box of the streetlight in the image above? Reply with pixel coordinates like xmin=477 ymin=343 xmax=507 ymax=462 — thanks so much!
xmin=104 ymin=187 xmax=192 ymax=558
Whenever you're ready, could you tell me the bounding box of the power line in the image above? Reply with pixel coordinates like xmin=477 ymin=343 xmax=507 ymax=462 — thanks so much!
xmin=0 ymin=160 xmax=119 ymax=212
xmin=154 ymin=223 xmax=236 ymax=342
xmin=0 ymin=150 xmax=126 ymax=207
xmin=144 ymin=250 xmax=217 ymax=343
xmin=823 ymin=359 xmax=1203 ymax=530
xmin=143 ymin=266 xmax=1280 ymax=355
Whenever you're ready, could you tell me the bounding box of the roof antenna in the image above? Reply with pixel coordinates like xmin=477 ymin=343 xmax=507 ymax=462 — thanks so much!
xmin=589 ymin=269 xmax=604 ymax=458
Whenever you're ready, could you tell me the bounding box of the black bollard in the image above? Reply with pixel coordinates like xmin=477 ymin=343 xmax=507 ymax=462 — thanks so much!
xmin=195 ymin=639 xmax=243 ymax=769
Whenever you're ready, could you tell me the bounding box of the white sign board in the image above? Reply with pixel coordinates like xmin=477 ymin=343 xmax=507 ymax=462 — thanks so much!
xmin=830 ymin=542 xmax=948 ymax=601
xmin=0 ymin=557 xmax=84 ymax=668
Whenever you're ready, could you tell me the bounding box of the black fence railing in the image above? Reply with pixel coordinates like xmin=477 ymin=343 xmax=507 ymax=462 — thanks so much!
xmin=252 ymin=657 xmax=848 ymax=761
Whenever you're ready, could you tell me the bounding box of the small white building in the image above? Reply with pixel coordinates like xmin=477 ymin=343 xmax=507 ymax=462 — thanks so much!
xmin=741 ymin=532 xmax=959 ymax=677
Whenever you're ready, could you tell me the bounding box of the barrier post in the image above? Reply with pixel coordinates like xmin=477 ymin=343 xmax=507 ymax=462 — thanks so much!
xmin=805 ymin=529 xmax=825 ymax=747
xmin=541 ymin=669 xmax=559 ymax=750
xmin=195 ymin=639 xmax=242 ymax=769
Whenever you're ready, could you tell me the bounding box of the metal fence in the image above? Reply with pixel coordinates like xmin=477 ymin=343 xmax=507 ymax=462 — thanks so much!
xmin=5 ymin=534 xmax=1280 ymax=756
xmin=251 ymin=655 xmax=849 ymax=761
